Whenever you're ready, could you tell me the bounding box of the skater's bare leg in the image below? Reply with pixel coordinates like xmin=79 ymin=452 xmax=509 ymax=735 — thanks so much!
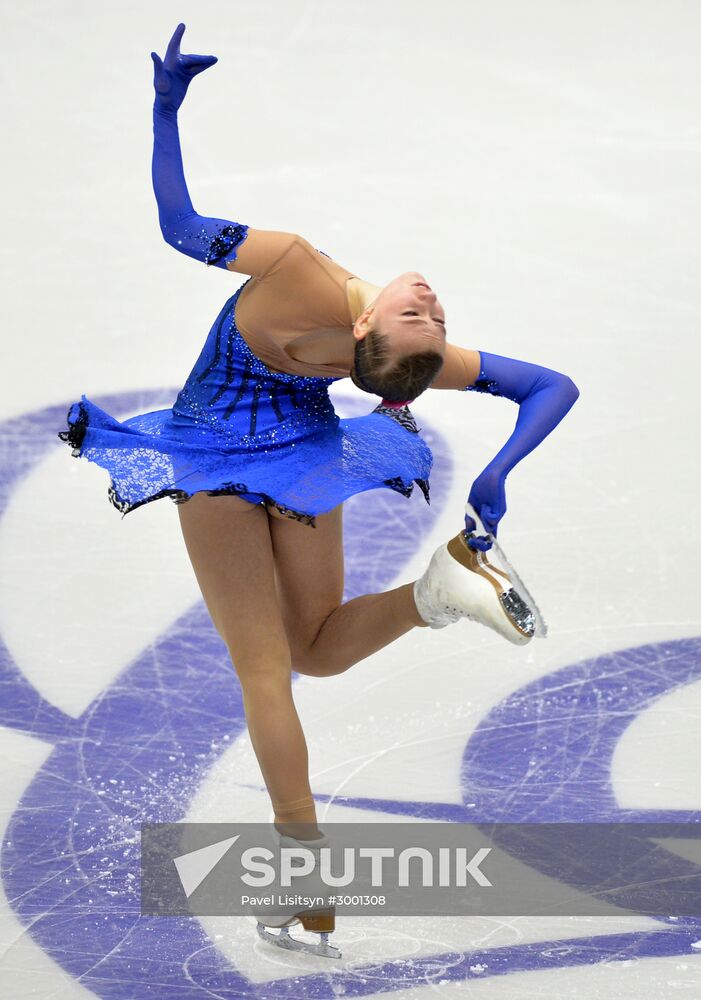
xmin=306 ymin=582 xmax=426 ymax=674
xmin=268 ymin=503 xmax=428 ymax=680
xmin=177 ymin=493 xmax=318 ymax=835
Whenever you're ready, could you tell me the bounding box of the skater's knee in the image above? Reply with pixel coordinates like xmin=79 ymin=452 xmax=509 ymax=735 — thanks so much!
xmin=228 ymin=648 xmax=293 ymax=690
xmin=291 ymin=647 xmax=350 ymax=678
xmin=283 ymin=608 xmax=349 ymax=678
xmin=220 ymin=612 xmax=292 ymax=683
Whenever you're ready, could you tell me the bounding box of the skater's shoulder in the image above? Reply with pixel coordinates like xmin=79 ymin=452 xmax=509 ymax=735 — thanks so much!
xmin=428 ymin=342 xmax=482 ymax=391
xmin=226 ymin=230 xmax=354 ymax=284
xmin=224 ymin=229 xmax=305 ymax=279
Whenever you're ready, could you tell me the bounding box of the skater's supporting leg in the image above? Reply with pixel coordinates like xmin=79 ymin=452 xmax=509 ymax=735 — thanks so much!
xmin=268 ymin=503 xmax=428 ymax=680
xmin=177 ymin=493 xmax=318 ymax=831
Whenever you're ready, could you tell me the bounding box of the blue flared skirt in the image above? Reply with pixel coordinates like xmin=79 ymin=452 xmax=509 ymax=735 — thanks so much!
xmin=57 ymin=280 xmax=433 ymax=528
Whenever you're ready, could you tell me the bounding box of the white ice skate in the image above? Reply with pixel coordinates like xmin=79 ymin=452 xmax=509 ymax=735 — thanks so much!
xmin=413 ymin=503 xmax=547 ymax=644
xmin=251 ymin=831 xmax=341 ymax=960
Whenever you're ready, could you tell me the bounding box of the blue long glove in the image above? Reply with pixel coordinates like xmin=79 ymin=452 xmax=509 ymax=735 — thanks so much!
xmin=151 ymin=23 xmax=249 ymax=267
xmin=463 ymin=352 xmax=580 ymax=545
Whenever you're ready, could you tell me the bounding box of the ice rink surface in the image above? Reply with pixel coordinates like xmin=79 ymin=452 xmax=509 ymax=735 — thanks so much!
xmin=1 ymin=0 xmax=700 ymax=996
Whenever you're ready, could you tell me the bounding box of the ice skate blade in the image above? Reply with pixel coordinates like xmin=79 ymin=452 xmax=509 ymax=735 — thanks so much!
xmin=256 ymin=921 xmax=342 ymax=959
xmin=463 ymin=502 xmax=548 ymax=639
xmin=446 ymin=532 xmax=534 ymax=644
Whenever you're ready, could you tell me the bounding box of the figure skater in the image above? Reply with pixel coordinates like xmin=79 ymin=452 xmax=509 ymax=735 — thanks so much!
xmin=58 ymin=24 xmax=579 ymax=958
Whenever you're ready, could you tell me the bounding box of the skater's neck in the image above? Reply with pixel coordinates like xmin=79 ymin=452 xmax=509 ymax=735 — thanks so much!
xmin=346 ymin=276 xmax=383 ymax=325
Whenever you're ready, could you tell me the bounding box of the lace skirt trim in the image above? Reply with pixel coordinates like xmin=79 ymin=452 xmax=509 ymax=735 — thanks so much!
xmin=58 ymin=398 xmax=431 ymax=529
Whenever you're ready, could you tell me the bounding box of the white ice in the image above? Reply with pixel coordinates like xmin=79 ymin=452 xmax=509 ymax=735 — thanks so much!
xmin=1 ymin=1 xmax=700 ymax=997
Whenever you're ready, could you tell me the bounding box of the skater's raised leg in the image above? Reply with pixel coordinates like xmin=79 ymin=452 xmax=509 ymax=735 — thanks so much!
xmin=267 ymin=501 xmax=431 ymax=679
xmin=269 ymin=500 xmax=536 ymax=674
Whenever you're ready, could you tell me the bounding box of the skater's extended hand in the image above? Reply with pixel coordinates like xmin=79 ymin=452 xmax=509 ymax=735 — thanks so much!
xmin=151 ymin=23 xmax=218 ymax=114
xmin=466 ymin=466 xmax=507 ymax=540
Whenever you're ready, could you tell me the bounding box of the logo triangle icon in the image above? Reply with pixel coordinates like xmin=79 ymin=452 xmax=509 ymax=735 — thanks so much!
xmin=173 ymin=834 xmax=240 ymax=898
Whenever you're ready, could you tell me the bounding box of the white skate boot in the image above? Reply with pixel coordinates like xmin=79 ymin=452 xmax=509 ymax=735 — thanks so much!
xmin=413 ymin=503 xmax=547 ymax=645
xmin=251 ymin=830 xmax=341 ymax=959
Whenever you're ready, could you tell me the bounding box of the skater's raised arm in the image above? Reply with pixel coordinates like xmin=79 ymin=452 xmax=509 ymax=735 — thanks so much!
xmin=434 ymin=346 xmax=579 ymax=538
xmin=151 ymin=23 xmax=301 ymax=277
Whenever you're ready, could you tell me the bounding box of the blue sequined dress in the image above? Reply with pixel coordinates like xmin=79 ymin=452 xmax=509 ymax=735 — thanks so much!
xmin=58 ymin=280 xmax=433 ymax=528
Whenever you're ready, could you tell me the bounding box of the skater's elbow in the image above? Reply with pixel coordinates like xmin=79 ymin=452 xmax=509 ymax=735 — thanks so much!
xmin=158 ymin=210 xmax=200 ymax=253
xmin=160 ymin=222 xmax=184 ymax=252
xmin=537 ymin=371 xmax=580 ymax=407
xmin=159 ymin=220 xmax=178 ymax=250
xmin=563 ymin=375 xmax=580 ymax=402
xmin=557 ymin=374 xmax=580 ymax=409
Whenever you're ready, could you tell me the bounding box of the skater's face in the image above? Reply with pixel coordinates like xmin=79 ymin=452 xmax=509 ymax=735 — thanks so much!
xmin=353 ymin=273 xmax=447 ymax=361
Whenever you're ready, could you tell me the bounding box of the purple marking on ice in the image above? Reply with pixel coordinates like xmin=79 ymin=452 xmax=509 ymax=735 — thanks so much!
xmin=1 ymin=394 xmax=699 ymax=996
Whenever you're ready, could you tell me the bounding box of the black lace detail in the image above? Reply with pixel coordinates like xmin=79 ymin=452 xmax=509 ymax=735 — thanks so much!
xmin=106 ymin=484 xmax=192 ymax=515
xmin=205 ymin=482 xmax=316 ymax=526
xmin=372 ymin=402 xmax=420 ymax=434
xmin=106 ymin=479 xmax=318 ymax=527
xmin=57 ymin=399 xmax=89 ymax=455
xmin=205 ymin=224 xmax=250 ymax=267
xmin=383 ymin=476 xmax=412 ymax=497
xmin=374 ymin=403 xmax=430 ymax=505
xmin=463 ymin=377 xmax=500 ymax=396
xmin=57 ymin=398 xmax=319 ymax=526
xmin=201 ymin=480 xmax=250 ymax=499
xmin=263 ymin=499 xmax=317 ymax=526
xmin=383 ymin=476 xmax=431 ymax=505
xmin=415 ymin=477 xmax=431 ymax=504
